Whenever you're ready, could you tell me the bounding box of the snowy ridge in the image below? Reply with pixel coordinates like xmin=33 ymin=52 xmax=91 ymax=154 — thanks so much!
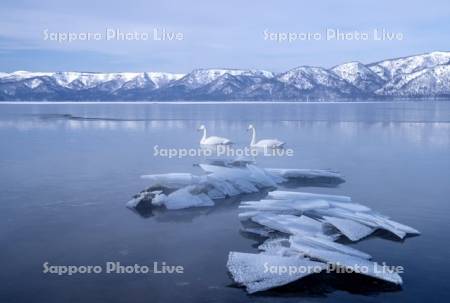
xmin=368 ymin=51 xmax=450 ymax=81
xmin=331 ymin=62 xmax=385 ymax=92
xmin=1 ymin=51 xmax=449 ymax=100
xmin=173 ymin=69 xmax=274 ymax=89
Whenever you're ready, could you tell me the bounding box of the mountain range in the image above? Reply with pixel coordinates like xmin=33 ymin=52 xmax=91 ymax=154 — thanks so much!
xmin=1 ymin=51 xmax=450 ymax=101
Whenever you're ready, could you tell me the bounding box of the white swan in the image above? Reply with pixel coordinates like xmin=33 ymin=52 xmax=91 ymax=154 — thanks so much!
xmin=248 ymin=124 xmax=285 ymax=148
xmin=198 ymin=125 xmax=233 ymax=145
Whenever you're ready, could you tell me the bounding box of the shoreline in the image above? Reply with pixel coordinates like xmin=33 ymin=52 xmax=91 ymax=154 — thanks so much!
xmin=1 ymin=100 xmax=448 ymax=105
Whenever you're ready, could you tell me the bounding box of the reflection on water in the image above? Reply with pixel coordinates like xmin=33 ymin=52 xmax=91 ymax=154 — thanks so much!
xmin=1 ymin=119 xmax=449 ymax=150
xmin=0 ymin=102 xmax=449 ymax=303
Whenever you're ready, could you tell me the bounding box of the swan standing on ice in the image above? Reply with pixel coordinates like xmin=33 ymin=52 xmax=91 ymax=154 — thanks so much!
xmin=247 ymin=124 xmax=285 ymax=148
xmin=198 ymin=125 xmax=233 ymax=146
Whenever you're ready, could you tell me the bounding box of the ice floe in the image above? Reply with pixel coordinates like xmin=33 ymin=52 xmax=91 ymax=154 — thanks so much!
xmin=227 ymin=189 xmax=419 ymax=293
xmin=266 ymin=168 xmax=343 ymax=180
xmin=227 ymin=252 xmax=327 ymax=294
xmin=241 ymin=190 xmax=419 ymax=240
xmin=128 ymin=163 xmax=344 ymax=211
xmin=127 ymin=160 xmax=419 ymax=294
xmin=250 ymin=213 xmax=338 ymax=240
xmin=322 ymin=216 xmax=375 ymax=241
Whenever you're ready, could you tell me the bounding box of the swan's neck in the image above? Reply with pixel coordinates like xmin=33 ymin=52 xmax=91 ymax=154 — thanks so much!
xmin=250 ymin=128 xmax=256 ymax=145
xmin=201 ymin=128 xmax=207 ymax=141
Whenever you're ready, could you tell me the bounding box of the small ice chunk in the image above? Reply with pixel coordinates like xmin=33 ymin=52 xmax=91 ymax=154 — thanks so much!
xmin=311 ymin=208 xmax=407 ymax=239
xmin=258 ymin=238 xmax=290 ymax=254
xmin=329 ymin=201 xmax=372 ymax=212
xmin=151 ymin=192 xmax=167 ymax=206
xmin=126 ymin=196 xmax=143 ymax=208
xmin=240 ymin=226 xmax=274 ymax=237
xmin=238 ymin=211 xmax=264 ymax=220
xmin=247 ymin=164 xmax=279 ymax=188
xmin=205 ymin=175 xmax=241 ymax=197
xmin=227 ymin=252 xmax=327 ymax=294
xmin=126 ymin=191 xmax=154 ymax=208
xmin=289 ymin=240 xmax=403 ymax=285
xmin=257 ymin=238 xmax=302 ymax=257
xmin=200 ymin=164 xmax=276 ymax=191
xmin=239 ymin=200 xmax=303 ymax=215
xmin=141 ymin=173 xmax=200 ymax=189
xmin=322 ymin=216 xmax=375 ymax=241
xmin=265 ymin=168 xmax=343 ymax=179
xmin=384 ymin=218 xmax=420 ymax=235
xmin=268 ymin=191 xmax=351 ymax=203
xmin=240 ymin=199 xmax=330 ymax=213
xmin=163 ymin=186 xmax=214 ymax=210
xmin=251 ymin=214 xmax=334 ymax=239
xmin=199 ymin=163 xmax=245 ymax=175
xmin=205 ymin=158 xmax=255 ymax=167
xmin=201 ymin=165 xmax=260 ymax=194
xmin=205 ymin=188 xmax=226 ymax=200
xmin=290 ymin=236 xmax=371 ymax=260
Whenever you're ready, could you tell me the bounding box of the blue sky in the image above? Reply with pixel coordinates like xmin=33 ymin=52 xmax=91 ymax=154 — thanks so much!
xmin=1 ymin=0 xmax=449 ymax=73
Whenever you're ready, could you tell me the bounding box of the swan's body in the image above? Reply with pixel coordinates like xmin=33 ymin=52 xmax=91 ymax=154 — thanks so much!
xmin=198 ymin=125 xmax=233 ymax=145
xmin=248 ymin=124 xmax=285 ymax=148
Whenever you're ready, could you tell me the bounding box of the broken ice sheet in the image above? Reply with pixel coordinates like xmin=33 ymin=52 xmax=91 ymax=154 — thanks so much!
xmin=322 ymin=216 xmax=375 ymax=241
xmin=289 ymin=236 xmax=403 ymax=285
xmin=250 ymin=213 xmax=338 ymax=240
xmin=288 ymin=235 xmax=372 ymax=260
xmin=128 ymin=162 xmax=418 ymax=294
xmin=240 ymin=190 xmax=419 ymax=241
xmin=239 ymin=199 xmax=330 ymax=215
xmin=227 ymin=252 xmax=327 ymax=294
xmin=161 ymin=185 xmax=214 ymax=210
xmin=268 ymin=190 xmax=352 ymax=203
xmin=227 ymin=188 xmax=420 ymax=293
xmin=141 ymin=173 xmax=201 ymax=189
xmin=129 ymin=162 xmax=348 ymax=211
xmin=265 ymin=168 xmax=344 ymax=181
xmin=227 ymin=235 xmax=401 ymax=294
xmin=310 ymin=207 xmax=420 ymax=239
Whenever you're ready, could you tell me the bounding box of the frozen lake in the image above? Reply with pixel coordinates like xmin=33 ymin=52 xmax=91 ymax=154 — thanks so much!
xmin=0 ymin=101 xmax=449 ymax=302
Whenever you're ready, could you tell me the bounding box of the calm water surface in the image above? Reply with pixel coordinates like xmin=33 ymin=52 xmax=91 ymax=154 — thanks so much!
xmin=0 ymin=102 xmax=449 ymax=303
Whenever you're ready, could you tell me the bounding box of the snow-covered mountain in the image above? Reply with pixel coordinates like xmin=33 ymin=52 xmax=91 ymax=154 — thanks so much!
xmin=277 ymin=66 xmax=366 ymax=99
xmin=376 ymin=64 xmax=450 ymax=97
xmin=368 ymin=51 xmax=450 ymax=81
xmin=1 ymin=51 xmax=449 ymax=101
xmin=172 ymin=68 xmax=273 ymax=89
xmin=331 ymin=62 xmax=385 ymax=92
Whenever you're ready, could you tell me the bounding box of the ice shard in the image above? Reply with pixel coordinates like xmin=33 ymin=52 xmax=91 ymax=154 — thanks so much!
xmin=128 ymin=160 xmax=418 ymax=293
xmin=265 ymin=168 xmax=343 ymax=180
xmin=322 ymin=216 xmax=375 ymax=241
xmin=268 ymin=190 xmax=351 ymax=203
xmin=140 ymin=173 xmax=201 ymax=189
xmin=239 ymin=199 xmax=330 ymax=215
xmin=227 ymin=252 xmax=327 ymax=294
xmin=250 ymin=214 xmax=336 ymax=240
xmin=227 ymin=188 xmax=419 ymax=293
xmin=289 ymin=236 xmax=403 ymax=285
xmin=129 ymin=163 xmax=347 ymax=211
